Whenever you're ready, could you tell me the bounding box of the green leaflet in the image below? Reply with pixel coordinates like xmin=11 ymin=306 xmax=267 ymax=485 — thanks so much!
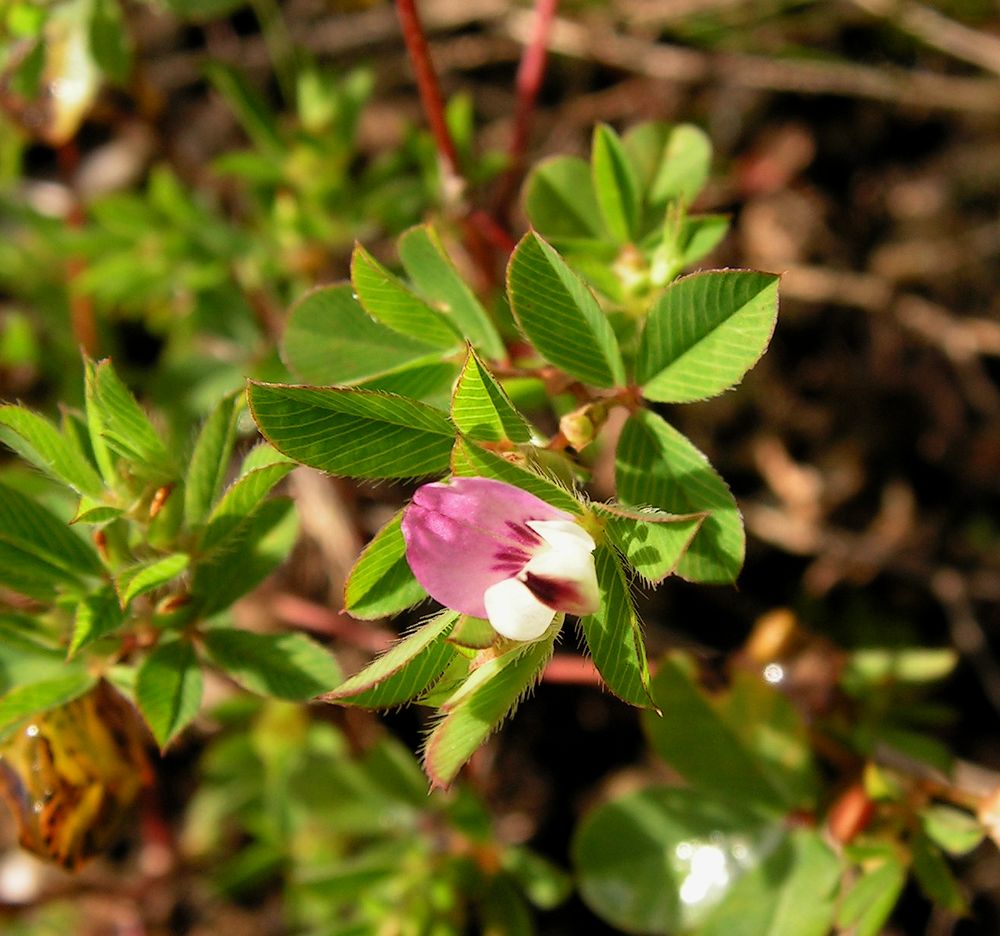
xmin=248 ymin=382 xmax=456 ymax=479
xmin=698 ymin=829 xmax=841 ymax=936
xmin=351 ymin=243 xmax=462 ymax=349
xmin=594 ymin=502 xmax=705 ymax=584
xmin=282 ymin=283 xmax=445 ymax=386
xmin=507 ymin=233 xmax=625 ymax=389
xmin=616 ymin=409 xmax=743 ymax=583
xmin=836 ymin=857 xmax=907 ymax=936
xmin=324 ymin=611 xmax=459 ymax=708
xmin=423 ymin=636 xmax=554 ymax=788
xmin=199 ymin=462 xmax=294 ymax=553
xmin=523 ymin=155 xmax=604 ymax=243
xmin=0 ymin=405 xmax=104 ymax=498
xmin=578 ymin=545 xmax=653 ymax=708
xmin=0 ymin=481 xmax=103 ymax=599
xmin=135 ymin=639 xmax=203 ymax=749
xmin=184 ymin=391 xmax=241 ymax=527
xmin=573 ymin=786 xmax=771 ymax=935
xmin=69 ymin=588 xmax=123 ymax=658
xmin=636 ymin=270 xmax=779 ymax=403
xmin=84 ymin=356 xmax=175 ymax=481
xmin=642 ymin=653 xmax=819 ymax=815
xmin=398 ymin=224 xmax=505 ymax=360
xmin=450 ymin=347 xmax=533 ymax=444
xmin=115 ymin=552 xmax=189 ymax=610
xmin=0 ymin=671 xmax=97 ymax=743
xmin=622 ymin=121 xmax=712 ymax=209
xmin=201 ymin=629 xmax=342 ymax=700
xmin=592 ymin=124 xmax=640 ymax=243
xmin=191 ymin=497 xmax=298 ymax=618
xmin=450 ymin=436 xmax=582 ymax=514
xmin=343 ymin=511 xmax=427 ymax=620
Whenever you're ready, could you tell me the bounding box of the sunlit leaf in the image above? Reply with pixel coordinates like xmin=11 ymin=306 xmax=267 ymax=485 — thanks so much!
xmin=324 ymin=611 xmax=459 ymax=708
xmin=643 ymin=652 xmax=818 ymax=814
xmin=574 ymin=786 xmax=771 ymax=934
xmin=0 ymin=405 xmax=104 ymax=498
xmin=191 ymin=498 xmax=298 ymax=617
xmin=921 ymin=804 xmax=984 ymax=856
xmin=248 ymin=382 xmax=456 ymax=479
xmin=0 ymin=671 xmax=97 ymax=743
xmin=450 ymin=436 xmax=581 ymax=514
xmin=594 ymin=502 xmax=705 ymax=583
xmin=450 ymin=346 xmax=533 ymax=443
xmin=698 ymin=829 xmax=840 ymax=936
xmin=398 ymin=224 xmax=505 ymax=359
xmin=636 ymin=271 xmax=779 ymax=403
xmin=507 ymin=233 xmax=625 ymax=389
xmin=836 ymin=857 xmax=907 ymax=936
xmin=115 ymin=553 xmax=189 ymax=610
xmin=579 ymin=546 xmax=653 ymax=708
xmin=0 ymin=481 xmax=102 ymax=599
xmin=623 ymin=121 xmax=713 ymax=209
xmin=352 ymin=244 xmax=461 ymax=349
xmin=616 ymin=410 xmax=743 ymax=583
xmin=69 ymin=587 xmax=123 ymax=658
xmin=523 ymin=155 xmax=604 ymax=242
xmin=351 ymin=360 xmax=460 ymax=411
xmin=199 ymin=462 xmax=294 ymax=553
xmin=84 ymin=357 xmax=174 ymax=481
xmin=184 ymin=391 xmax=240 ymax=528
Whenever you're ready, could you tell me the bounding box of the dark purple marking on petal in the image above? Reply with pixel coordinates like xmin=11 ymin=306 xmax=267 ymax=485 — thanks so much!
xmin=522 ymin=572 xmax=585 ymax=612
xmin=504 ymin=520 xmax=542 ymax=547
xmin=493 ymin=546 xmax=531 ymax=565
xmin=491 ymin=562 xmax=526 ymax=575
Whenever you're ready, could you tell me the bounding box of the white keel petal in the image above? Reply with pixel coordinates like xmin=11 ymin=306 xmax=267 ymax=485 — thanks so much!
xmin=483 ymin=577 xmax=556 ymax=641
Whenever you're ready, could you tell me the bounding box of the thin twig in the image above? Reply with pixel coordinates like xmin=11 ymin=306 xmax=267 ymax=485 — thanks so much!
xmin=493 ymin=0 xmax=559 ymax=223
xmin=58 ymin=143 xmax=99 ymax=357
xmin=272 ymin=593 xmax=394 ymax=653
xmin=502 ymin=11 xmax=1000 ymax=114
xmin=850 ymin=0 xmax=1000 ymax=79
xmin=931 ymin=569 xmax=1000 ymax=720
xmin=394 ymin=0 xmax=464 ymax=196
xmin=249 ymin=0 xmax=299 ymax=104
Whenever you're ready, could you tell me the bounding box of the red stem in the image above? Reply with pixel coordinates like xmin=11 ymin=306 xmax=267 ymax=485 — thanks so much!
xmin=272 ymin=593 xmax=394 ymax=653
xmin=59 ymin=142 xmax=99 ymax=356
xmin=493 ymin=0 xmax=559 ymax=222
xmin=542 ymin=653 xmax=603 ymax=686
xmin=394 ymin=0 xmax=462 ymax=180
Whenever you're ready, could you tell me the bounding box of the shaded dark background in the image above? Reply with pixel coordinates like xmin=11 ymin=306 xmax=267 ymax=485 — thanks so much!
xmin=3 ymin=0 xmax=1000 ymax=933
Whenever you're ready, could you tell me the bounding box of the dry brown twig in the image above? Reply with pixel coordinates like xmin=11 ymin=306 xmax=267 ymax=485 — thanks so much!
xmin=501 ymin=10 xmax=1000 ymax=113
xmin=849 ymin=0 xmax=1000 ymax=79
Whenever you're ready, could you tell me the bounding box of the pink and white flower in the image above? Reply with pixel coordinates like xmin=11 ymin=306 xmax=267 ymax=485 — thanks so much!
xmin=401 ymin=477 xmax=599 ymax=642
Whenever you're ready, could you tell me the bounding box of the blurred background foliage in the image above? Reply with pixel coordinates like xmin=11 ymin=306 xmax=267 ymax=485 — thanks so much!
xmin=2 ymin=0 xmax=1000 ymax=934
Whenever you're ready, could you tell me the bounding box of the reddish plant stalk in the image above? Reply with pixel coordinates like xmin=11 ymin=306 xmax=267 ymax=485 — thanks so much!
xmin=58 ymin=142 xmax=99 ymax=356
xmin=394 ymin=0 xmax=462 ymax=181
xmin=493 ymin=0 xmax=559 ymax=222
xmin=542 ymin=653 xmax=603 ymax=686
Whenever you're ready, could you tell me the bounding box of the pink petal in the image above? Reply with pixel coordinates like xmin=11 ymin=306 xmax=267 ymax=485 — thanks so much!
xmin=401 ymin=477 xmax=572 ymax=617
